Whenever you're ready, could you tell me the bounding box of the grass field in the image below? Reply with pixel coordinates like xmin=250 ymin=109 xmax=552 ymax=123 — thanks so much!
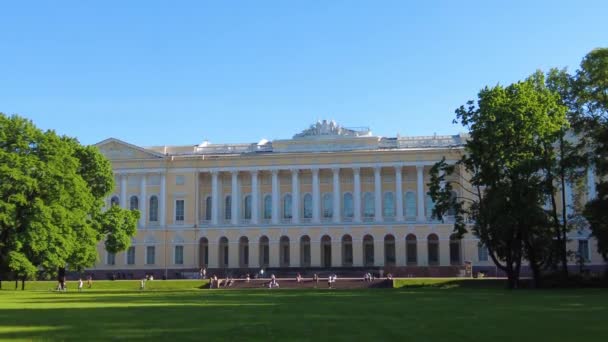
xmin=1 ymin=280 xmax=607 ymax=341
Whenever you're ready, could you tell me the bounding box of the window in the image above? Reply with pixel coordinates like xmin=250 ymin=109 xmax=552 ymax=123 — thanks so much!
xmin=205 ymin=197 xmax=212 ymax=221
xmin=428 ymin=234 xmax=439 ymax=265
xmin=300 ymin=236 xmax=311 ymax=267
xmin=244 ymin=195 xmax=252 ymax=219
xmin=406 ymin=234 xmax=417 ymax=265
xmin=111 ymin=196 xmax=120 ymax=206
xmin=127 ymin=246 xmax=135 ymax=265
xmin=146 ymin=246 xmax=155 ymax=265
xmin=225 ymin=196 xmax=231 ymax=220
xmin=175 ymin=245 xmax=184 ymax=265
xmin=260 ymin=236 xmax=269 ymax=267
xmin=450 ymin=234 xmax=462 ymax=265
xmin=264 ymin=195 xmax=272 ymax=219
xmin=447 ymin=191 xmax=458 ymax=216
xmin=280 ymin=236 xmax=290 ymax=267
xmin=303 ymin=194 xmax=313 ymax=219
xmin=425 ymin=193 xmax=435 ymax=219
xmin=363 ymin=192 xmax=374 ymax=218
xmin=219 ymin=237 xmax=229 ymax=267
xmin=322 ymin=193 xmax=333 ymax=218
xmin=405 ymin=192 xmax=416 ymax=218
xmin=129 ymin=196 xmax=139 ymax=210
xmin=106 ymin=252 xmax=116 ymax=265
xmin=478 ymin=243 xmax=488 ymax=262
xmin=384 ymin=235 xmax=396 ymax=266
xmin=343 ymin=193 xmax=354 ymax=218
xmin=149 ymin=196 xmax=158 ymax=222
xmin=578 ymin=240 xmax=590 ymax=262
xmin=176 ymin=175 xmax=185 ymax=185
xmin=175 ymin=200 xmax=185 ymax=222
xmin=283 ymin=194 xmax=292 ymax=219
xmin=383 ymin=192 xmax=395 ymax=217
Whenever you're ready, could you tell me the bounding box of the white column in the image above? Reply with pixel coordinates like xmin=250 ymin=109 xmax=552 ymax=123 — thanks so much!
xmin=374 ymin=166 xmax=382 ymax=222
xmin=291 ymin=169 xmax=300 ymax=224
xmin=194 ymin=172 xmax=200 ymax=224
xmin=565 ymin=181 xmax=573 ymax=216
xmin=160 ymin=173 xmax=166 ymax=227
xmin=211 ymin=171 xmax=219 ymax=225
xmin=120 ymin=174 xmax=128 ymax=209
xmin=395 ymin=166 xmax=404 ymax=221
xmin=139 ymin=175 xmax=147 ymax=228
xmin=353 ymin=167 xmax=362 ymax=223
xmin=416 ymin=165 xmax=426 ymax=222
xmin=231 ymin=171 xmax=239 ymax=225
xmin=332 ymin=168 xmax=341 ymax=224
xmin=251 ymin=170 xmax=259 ymax=225
xmin=271 ymin=170 xmax=280 ymax=225
xmin=587 ymin=165 xmax=597 ymax=201
xmin=312 ymin=168 xmax=320 ymax=223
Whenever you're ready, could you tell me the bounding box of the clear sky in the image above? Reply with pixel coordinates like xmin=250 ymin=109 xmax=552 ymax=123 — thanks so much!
xmin=1 ymin=0 xmax=606 ymax=147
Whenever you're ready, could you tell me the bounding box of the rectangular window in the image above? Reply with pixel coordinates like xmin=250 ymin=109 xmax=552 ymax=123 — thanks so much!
xmin=578 ymin=240 xmax=590 ymax=262
xmin=148 ymin=175 xmax=161 ymax=186
xmin=146 ymin=246 xmax=155 ymax=265
xmin=176 ymin=175 xmax=185 ymax=185
xmin=175 ymin=245 xmax=184 ymax=265
xmin=478 ymin=244 xmax=488 ymax=262
xmin=175 ymin=200 xmax=185 ymax=221
xmin=107 ymin=252 xmax=116 ymax=265
xmin=127 ymin=246 xmax=135 ymax=265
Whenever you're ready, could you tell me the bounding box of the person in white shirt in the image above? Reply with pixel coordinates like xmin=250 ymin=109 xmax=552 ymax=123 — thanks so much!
xmin=78 ymin=279 xmax=83 ymax=292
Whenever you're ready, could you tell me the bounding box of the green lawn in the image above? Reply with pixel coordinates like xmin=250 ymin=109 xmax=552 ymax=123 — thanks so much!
xmin=1 ymin=280 xmax=607 ymax=341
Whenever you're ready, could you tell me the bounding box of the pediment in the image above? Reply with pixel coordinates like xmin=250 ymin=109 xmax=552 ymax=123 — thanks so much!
xmin=94 ymin=138 xmax=166 ymax=160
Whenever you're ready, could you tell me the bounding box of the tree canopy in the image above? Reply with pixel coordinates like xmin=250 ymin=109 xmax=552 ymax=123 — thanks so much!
xmin=0 ymin=113 xmax=138 ymax=285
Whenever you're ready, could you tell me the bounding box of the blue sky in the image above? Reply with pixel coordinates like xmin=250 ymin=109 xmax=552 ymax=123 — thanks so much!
xmin=1 ymin=0 xmax=606 ymax=146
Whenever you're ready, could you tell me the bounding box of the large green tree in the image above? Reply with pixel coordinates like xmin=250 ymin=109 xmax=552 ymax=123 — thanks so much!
xmin=429 ymin=73 xmax=568 ymax=288
xmin=0 ymin=113 xmax=138 ymax=289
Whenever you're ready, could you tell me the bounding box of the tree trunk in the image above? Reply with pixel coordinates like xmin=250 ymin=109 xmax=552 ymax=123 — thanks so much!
xmin=559 ymin=134 xmax=569 ymax=280
xmin=21 ymin=277 xmax=25 ymax=291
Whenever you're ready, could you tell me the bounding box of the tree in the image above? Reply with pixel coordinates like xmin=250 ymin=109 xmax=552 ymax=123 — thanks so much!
xmin=0 ymin=113 xmax=138 ymax=289
xmin=577 ymin=48 xmax=608 ymax=264
xmin=429 ymin=73 xmax=568 ymax=288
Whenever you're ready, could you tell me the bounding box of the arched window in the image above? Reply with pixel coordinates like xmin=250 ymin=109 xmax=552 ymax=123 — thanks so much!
xmin=259 ymin=236 xmax=269 ymax=267
xmin=363 ymin=235 xmax=374 ymax=266
xmin=322 ymin=193 xmax=333 ymax=218
xmin=244 ymin=195 xmax=252 ymax=219
xmin=425 ymin=193 xmax=435 ymax=219
xmin=321 ymin=235 xmax=332 ymax=268
xmin=199 ymin=237 xmax=209 ymax=267
xmin=300 ymin=235 xmax=311 ymax=267
xmin=363 ymin=192 xmax=375 ymax=218
xmin=129 ymin=196 xmax=139 ymax=211
xmin=342 ymin=235 xmax=353 ymax=266
xmin=280 ymin=236 xmax=290 ymax=267
xmin=205 ymin=196 xmax=212 ymax=221
xmin=384 ymin=234 xmax=396 ymax=266
xmin=450 ymin=234 xmax=462 ymax=265
xmin=225 ymin=196 xmax=232 ymax=220
xmin=428 ymin=234 xmax=439 ymax=265
xmin=239 ymin=236 xmax=249 ymax=268
xmin=447 ymin=191 xmax=458 ymax=216
xmin=406 ymin=234 xmax=417 ymax=265
xmin=303 ymin=194 xmax=313 ymax=219
xmin=343 ymin=193 xmax=354 ymax=218
xmin=405 ymin=192 xmax=416 ymax=218
xmin=219 ymin=237 xmax=229 ymax=268
xmin=263 ymin=195 xmax=272 ymax=219
xmin=383 ymin=192 xmax=395 ymax=218
xmin=149 ymin=196 xmax=158 ymax=222
xmin=283 ymin=194 xmax=292 ymax=219
xmin=110 ymin=196 xmax=120 ymax=206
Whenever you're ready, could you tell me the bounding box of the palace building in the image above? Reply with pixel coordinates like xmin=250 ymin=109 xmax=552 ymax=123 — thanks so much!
xmin=90 ymin=120 xmax=602 ymax=279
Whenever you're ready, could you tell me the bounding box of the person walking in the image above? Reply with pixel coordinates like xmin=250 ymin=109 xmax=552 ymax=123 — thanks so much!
xmin=78 ymin=278 xmax=83 ymax=292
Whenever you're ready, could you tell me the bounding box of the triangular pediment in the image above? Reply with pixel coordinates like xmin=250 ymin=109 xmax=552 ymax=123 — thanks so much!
xmin=94 ymin=138 xmax=166 ymax=160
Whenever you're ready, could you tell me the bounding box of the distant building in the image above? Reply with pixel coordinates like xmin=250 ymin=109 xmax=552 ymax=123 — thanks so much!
xmin=90 ymin=120 xmax=602 ymax=278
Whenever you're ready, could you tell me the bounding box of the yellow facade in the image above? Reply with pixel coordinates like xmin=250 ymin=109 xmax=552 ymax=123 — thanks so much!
xmin=91 ymin=121 xmax=602 ymax=278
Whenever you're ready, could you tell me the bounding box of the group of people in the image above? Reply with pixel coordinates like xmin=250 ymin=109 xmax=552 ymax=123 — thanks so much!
xmin=327 ymin=274 xmax=338 ymax=288
xmin=209 ymin=275 xmax=235 ymax=288
xmin=56 ymin=275 xmax=92 ymax=292
xmin=363 ymin=272 xmax=375 ymax=282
